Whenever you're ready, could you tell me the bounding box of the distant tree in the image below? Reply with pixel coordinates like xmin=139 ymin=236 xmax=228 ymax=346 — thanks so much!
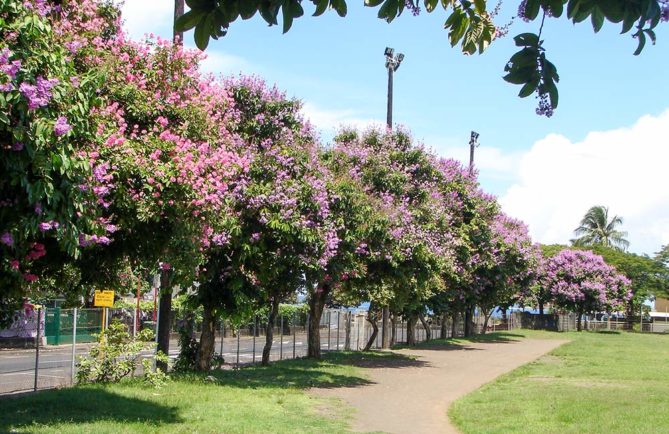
xmin=543 ymin=249 xmax=631 ymax=331
xmin=572 ymin=206 xmax=629 ymax=251
xmin=583 ymin=245 xmax=668 ymax=323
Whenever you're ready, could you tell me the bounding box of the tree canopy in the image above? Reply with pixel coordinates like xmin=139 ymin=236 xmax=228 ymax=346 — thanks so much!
xmin=572 ymin=205 xmax=630 ymax=251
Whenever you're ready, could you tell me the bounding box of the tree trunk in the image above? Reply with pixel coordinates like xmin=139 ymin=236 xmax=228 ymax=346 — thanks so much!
xmin=262 ymin=297 xmax=280 ymax=365
xmin=363 ymin=307 xmax=379 ymax=351
xmin=390 ymin=314 xmax=397 ymax=346
xmin=481 ymin=308 xmax=493 ymax=335
xmin=381 ymin=306 xmax=391 ymax=348
xmin=441 ymin=314 xmax=449 ymax=339
xmin=418 ymin=312 xmax=432 ymax=341
xmin=464 ymin=306 xmax=475 ymax=337
xmin=196 ymin=303 xmax=216 ymax=371
xmin=576 ymin=308 xmax=583 ymax=332
xmin=173 ymin=0 xmax=184 ymax=43
xmin=406 ymin=314 xmax=417 ymax=346
xmin=156 ymin=268 xmax=172 ymax=372
xmin=539 ymin=301 xmax=545 ymax=316
xmin=307 ymin=284 xmax=329 ymax=359
xmin=451 ymin=312 xmax=458 ymax=338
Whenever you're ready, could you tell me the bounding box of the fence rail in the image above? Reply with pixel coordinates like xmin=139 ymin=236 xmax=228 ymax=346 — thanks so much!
xmin=15 ymin=307 xmax=662 ymax=396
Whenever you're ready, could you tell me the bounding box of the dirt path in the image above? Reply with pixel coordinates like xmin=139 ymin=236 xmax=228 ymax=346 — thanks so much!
xmin=311 ymin=338 xmax=567 ymax=434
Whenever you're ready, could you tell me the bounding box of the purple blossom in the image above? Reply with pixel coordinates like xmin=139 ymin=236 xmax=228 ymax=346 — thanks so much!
xmin=1 ymin=232 xmax=13 ymax=246
xmin=54 ymin=116 xmax=71 ymax=136
xmin=12 ymin=142 xmax=23 ymax=151
xmin=19 ymin=76 xmax=58 ymax=109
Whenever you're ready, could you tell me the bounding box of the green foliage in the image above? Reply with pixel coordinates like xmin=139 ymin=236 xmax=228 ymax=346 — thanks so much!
xmin=571 ymin=205 xmax=630 ymax=251
xmin=76 ymin=320 xmax=167 ymax=386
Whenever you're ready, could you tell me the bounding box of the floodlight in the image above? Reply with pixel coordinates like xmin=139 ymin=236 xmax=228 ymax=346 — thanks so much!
xmin=470 ymin=131 xmax=480 ymax=141
xmin=397 ymin=53 xmax=404 ymax=63
xmin=384 ymin=47 xmax=394 ymax=57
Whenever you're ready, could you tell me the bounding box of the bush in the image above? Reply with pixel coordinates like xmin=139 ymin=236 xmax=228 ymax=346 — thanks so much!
xmin=76 ymin=319 xmax=168 ymax=387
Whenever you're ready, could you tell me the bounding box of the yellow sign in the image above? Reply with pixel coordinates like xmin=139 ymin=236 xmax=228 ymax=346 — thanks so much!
xmin=94 ymin=290 xmax=115 ymax=307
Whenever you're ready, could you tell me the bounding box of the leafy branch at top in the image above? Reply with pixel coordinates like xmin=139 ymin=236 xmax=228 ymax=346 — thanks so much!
xmin=175 ymin=0 xmax=668 ymax=116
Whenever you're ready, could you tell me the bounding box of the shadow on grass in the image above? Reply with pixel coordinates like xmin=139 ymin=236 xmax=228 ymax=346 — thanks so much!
xmin=594 ymin=330 xmax=622 ymax=335
xmin=392 ymin=332 xmax=528 ymax=351
xmin=0 ymin=386 xmax=182 ymax=432
xmin=175 ymin=351 xmax=425 ymax=389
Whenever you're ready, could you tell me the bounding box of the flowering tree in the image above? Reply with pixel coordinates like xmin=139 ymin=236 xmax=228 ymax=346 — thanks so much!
xmin=0 ymin=0 xmax=120 ymax=322
xmin=471 ymin=213 xmax=541 ymax=332
xmin=329 ymin=128 xmax=458 ymax=346
xmin=543 ymin=248 xmax=631 ymax=330
xmin=194 ymin=76 xmax=337 ymax=367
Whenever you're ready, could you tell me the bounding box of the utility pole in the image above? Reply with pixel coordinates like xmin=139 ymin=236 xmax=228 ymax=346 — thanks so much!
xmin=156 ymin=0 xmax=185 ymax=372
xmin=469 ymin=131 xmax=480 ymax=174
xmin=384 ymin=47 xmax=404 ymax=129
xmin=382 ymin=47 xmax=404 ymax=348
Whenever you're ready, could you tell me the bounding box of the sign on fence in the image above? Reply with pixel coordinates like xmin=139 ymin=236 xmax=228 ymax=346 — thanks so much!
xmin=93 ymin=290 xmax=115 ymax=307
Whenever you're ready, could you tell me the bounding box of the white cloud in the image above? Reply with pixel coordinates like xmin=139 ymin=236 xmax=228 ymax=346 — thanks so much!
xmin=120 ymin=1 xmax=173 ymax=39
xmin=199 ymin=51 xmax=254 ymax=76
xmin=500 ymin=109 xmax=669 ymax=255
xmin=300 ymin=102 xmax=382 ymax=139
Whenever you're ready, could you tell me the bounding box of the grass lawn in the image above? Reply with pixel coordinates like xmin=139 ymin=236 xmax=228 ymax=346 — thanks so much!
xmin=0 ymin=351 xmax=406 ymax=434
xmin=449 ymin=330 xmax=669 ymax=434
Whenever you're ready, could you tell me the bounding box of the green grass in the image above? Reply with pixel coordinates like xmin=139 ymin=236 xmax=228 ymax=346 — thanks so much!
xmin=0 ymin=351 xmax=412 ymax=434
xmin=449 ymin=330 xmax=669 ymax=434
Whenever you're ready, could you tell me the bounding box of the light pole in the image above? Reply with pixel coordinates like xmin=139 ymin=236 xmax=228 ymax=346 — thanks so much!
xmin=384 ymin=47 xmax=404 ymax=130
xmin=382 ymin=47 xmax=403 ymax=348
xmin=468 ymin=131 xmax=480 ymax=174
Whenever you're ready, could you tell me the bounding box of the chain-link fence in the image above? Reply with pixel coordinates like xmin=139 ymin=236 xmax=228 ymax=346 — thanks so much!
xmin=0 ymin=306 xmax=523 ymax=395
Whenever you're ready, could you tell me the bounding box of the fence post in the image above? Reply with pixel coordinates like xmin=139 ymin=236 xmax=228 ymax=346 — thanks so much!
xmin=71 ymin=307 xmax=78 ymax=385
xmin=252 ymin=317 xmax=257 ymax=364
xmin=280 ymin=315 xmax=284 ymax=360
xmin=292 ymin=312 xmax=296 ymax=359
xmin=236 ymin=327 xmax=240 ymax=368
xmin=133 ymin=307 xmax=137 ymax=337
xmin=336 ymin=311 xmax=340 ymax=350
xmin=327 ymin=310 xmax=331 ymax=351
xmin=220 ymin=320 xmax=224 ymax=356
xmin=34 ymin=308 xmax=42 ymax=392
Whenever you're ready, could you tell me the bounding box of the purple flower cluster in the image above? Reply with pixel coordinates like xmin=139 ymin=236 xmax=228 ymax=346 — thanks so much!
xmin=1 ymin=232 xmax=14 ymax=246
xmin=543 ymin=249 xmax=631 ymax=313
xmin=0 ymin=48 xmax=21 ymax=91
xmin=19 ymin=76 xmax=58 ymax=109
xmin=54 ymin=116 xmax=71 ymax=136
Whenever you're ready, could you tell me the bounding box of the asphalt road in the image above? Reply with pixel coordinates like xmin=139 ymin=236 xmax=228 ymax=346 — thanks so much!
xmin=0 ymin=331 xmax=357 ymax=394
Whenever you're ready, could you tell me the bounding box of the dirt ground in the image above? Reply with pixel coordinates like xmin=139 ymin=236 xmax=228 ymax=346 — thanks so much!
xmin=311 ymin=337 xmax=568 ymax=434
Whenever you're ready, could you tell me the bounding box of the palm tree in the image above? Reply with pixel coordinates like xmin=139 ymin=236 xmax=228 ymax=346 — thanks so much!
xmin=572 ymin=206 xmax=630 ymax=251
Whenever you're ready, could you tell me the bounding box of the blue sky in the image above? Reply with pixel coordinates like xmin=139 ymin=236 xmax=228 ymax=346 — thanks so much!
xmin=122 ymin=2 xmax=669 ymax=256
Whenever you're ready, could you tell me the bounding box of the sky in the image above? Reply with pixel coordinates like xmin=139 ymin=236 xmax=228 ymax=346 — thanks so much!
xmin=121 ymin=1 xmax=669 ymax=256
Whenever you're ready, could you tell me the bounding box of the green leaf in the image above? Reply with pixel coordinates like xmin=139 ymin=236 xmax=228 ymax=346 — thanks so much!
xmin=591 ymin=6 xmax=604 ymax=32
xmin=513 ymin=32 xmax=539 ymax=47
xmin=193 ymin=19 xmax=210 ymax=50
xmin=331 ymin=0 xmax=348 ymax=16
xmin=473 ymin=0 xmax=485 ymax=14
xmin=239 ymin=0 xmax=260 ymax=19
xmin=544 ymin=77 xmax=559 ymax=108
xmin=633 ymin=30 xmax=646 ymax=55
xmin=366 ymin=0 xmax=385 ymax=6
xmin=502 ymin=66 xmax=537 ymax=85
xmin=518 ymin=78 xmax=539 ymax=98
xmin=378 ymin=0 xmax=399 ymax=22
xmin=424 ymin=0 xmax=438 ymax=13
xmin=523 ymin=0 xmax=540 ymax=20
xmin=312 ymin=0 xmax=329 ymax=16
xmin=175 ymin=9 xmax=205 ymax=31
